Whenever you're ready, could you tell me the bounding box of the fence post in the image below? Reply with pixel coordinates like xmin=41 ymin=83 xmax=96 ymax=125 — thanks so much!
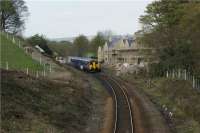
xmin=6 ymin=61 xmax=9 ymax=70
xmin=12 ymin=37 xmax=15 ymax=43
xmin=193 ymin=76 xmax=195 ymax=88
xmin=172 ymin=70 xmax=175 ymax=79
xmin=184 ymin=69 xmax=187 ymax=80
xmin=36 ymin=71 xmax=39 ymax=78
xmin=166 ymin=70 xmax=169 ymax=78
xmin=147 ymin=79 xmax=151 ymax=88
xmin=26 ymin=68 xmax=29 ymax=75
xmin=40 ymin=56 xmax=42 ymax=65
xmin=49 ymin=64 xmax=52 ymax=73
xmin=174 ymin=69 xmax=177 ymax=78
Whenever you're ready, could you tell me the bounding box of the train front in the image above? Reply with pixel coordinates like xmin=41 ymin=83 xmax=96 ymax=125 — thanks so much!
xmin=88 ymin=60 xmax=101 ymax=72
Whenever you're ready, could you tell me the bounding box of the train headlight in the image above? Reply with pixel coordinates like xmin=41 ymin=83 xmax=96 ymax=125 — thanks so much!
xmin=92 ymin=62 xmax=96 ymax=69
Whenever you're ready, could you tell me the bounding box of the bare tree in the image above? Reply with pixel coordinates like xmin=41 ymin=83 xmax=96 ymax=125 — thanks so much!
xmin=0 ymin=0 xmax=28 ymax=34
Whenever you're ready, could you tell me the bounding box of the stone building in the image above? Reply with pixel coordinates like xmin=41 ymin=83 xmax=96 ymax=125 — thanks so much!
xmin=97 ymin=36 xmax=157 ymax=68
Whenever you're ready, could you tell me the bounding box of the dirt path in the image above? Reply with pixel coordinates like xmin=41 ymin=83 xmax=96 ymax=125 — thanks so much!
xmin=30 ymin=47 xmax=65 ymax=72
xmin=100 ymin=97 xmax=114 ymax=133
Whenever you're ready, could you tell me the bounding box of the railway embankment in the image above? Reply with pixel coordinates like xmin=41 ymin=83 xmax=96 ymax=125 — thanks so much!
xmin=1 ymin=68 xmax=108 ymax=133
xmin=124 ymin=81 xmax=171 ymax=133
xmin=122 ymin=74 xmax=200 ymax=133
xmin=1 ymin=32 xmax=109 ymax=133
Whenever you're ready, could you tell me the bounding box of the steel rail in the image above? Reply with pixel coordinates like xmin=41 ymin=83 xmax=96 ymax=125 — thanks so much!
xmin=101 ymin=74 xmax=134 ymax=133
xmin=109 ymin=77 xmax=134 ymax=133
xmin=104 ymin=79 xmax=118 ymax=133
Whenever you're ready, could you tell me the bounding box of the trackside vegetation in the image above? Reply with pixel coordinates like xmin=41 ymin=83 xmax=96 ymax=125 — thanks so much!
xmin=1 ymin=69 xmax=107 ymax=132
xmin=139 ymin=0 xmax=200 ymax=76
xmin=122 ymin=74 xmax=200 ymax=133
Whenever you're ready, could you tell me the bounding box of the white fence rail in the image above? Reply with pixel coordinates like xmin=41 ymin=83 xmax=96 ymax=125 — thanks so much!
xmin=3 ymin=32 xmax=23 ymax=48
xmin=1 ymin=61 xmax=52 ymax=78
xmin=1 ymin=32 xmax=53 ymax=78
xmin=165 ymin=69 xmax=200 ymax=90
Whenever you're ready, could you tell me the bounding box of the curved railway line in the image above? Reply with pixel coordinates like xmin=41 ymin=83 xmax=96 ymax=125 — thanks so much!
xmin=98 ymin=74 xmax=134 ymax=133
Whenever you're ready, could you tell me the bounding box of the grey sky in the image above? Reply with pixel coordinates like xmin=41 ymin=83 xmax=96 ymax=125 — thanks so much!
xmin=24 ymin=0 xmax=154 ymax=38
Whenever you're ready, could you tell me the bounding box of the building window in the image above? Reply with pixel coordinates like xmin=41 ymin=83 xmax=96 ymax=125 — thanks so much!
xmin=138 ymin=58 xmax=141 ymax=64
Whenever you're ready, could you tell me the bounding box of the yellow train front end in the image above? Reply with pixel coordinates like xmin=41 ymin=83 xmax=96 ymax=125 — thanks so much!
xmin=88 ymin=61 xmax=101 ymax=72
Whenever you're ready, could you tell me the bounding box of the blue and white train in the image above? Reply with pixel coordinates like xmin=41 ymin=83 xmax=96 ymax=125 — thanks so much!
xmin=68 ymin=56 xmax=101 ymax=72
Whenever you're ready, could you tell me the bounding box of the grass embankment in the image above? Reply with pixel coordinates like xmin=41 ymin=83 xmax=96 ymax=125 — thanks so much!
xmin=1 ymin=69 xmax=107 ymax=132
xmin=0 ymin=32 xmax=43 ymax=71
xmin=123 ymin=74 xmax=200 ymax=133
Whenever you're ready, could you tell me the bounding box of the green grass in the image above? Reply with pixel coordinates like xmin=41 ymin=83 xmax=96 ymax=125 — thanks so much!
xmin=0 ymin=32 xmax=43 ymax=71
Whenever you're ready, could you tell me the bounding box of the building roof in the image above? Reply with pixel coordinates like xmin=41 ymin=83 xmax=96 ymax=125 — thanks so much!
xmin=107 ymin=36 xmax=135 ymax=48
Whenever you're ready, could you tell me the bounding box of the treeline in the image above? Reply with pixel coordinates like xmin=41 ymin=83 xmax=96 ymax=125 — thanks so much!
xmin=139 ymin=0 xmax=200 ymax=75
xmin=27 ymin=33 xmax=107 ymax=58
xmin=72 ymin=33 xmax=106 ymax=57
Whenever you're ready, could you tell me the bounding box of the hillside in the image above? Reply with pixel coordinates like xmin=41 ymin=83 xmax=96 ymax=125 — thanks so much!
xmin=1 ymin=31 xmax=108 ymax=132
xmin=0 ymin=32 xmax=43 ymax=71
xmin=1 ymin=69 xmax=107 ymax=132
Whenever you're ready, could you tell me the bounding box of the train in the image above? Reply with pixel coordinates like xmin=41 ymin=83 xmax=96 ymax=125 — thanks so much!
xmin=68 ymin=56 xmax=101 ymax=72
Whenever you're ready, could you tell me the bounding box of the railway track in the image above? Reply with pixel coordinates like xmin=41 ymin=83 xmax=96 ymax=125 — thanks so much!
xmin=98 ymin=74 xmax=134 ymax=133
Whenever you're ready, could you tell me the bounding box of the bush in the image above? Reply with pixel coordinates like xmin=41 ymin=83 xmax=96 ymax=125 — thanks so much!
xmin=27 ymin=34 xmax=53 ymax=56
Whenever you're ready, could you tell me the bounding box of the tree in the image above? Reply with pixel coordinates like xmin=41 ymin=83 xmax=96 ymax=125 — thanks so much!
xmin=27 ymin=34 xmax=53 ymax=56
xmin=159 ymin=43 xmax=194 ymax=70
xmin=89 ymin=33 xmax=106 ymax=57
xmin=0 ymin=0 xmax=28 ymax=34
xmin=139 ymin=0 xmax=185 ymax=47
xmin=98 ymin=30 xmax=113 ymax=40
xmin=73 ymin=35 xmax=89 ymax=57
xmin=178 ymin=3 xmax=200 ymax=73
xmin=47 ymin=41 xmax=73 ymax=57
xmin=139 ymin=0 xmax=200 ymax=74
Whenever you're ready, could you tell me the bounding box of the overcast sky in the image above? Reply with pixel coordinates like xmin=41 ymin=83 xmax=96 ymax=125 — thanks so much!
xmin=24 ymin=0 xmax=154 ymax=38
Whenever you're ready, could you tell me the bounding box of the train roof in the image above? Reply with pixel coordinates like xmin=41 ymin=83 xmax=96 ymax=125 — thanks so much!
xmin=68 ymin=56 xmax=96 ymax=62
